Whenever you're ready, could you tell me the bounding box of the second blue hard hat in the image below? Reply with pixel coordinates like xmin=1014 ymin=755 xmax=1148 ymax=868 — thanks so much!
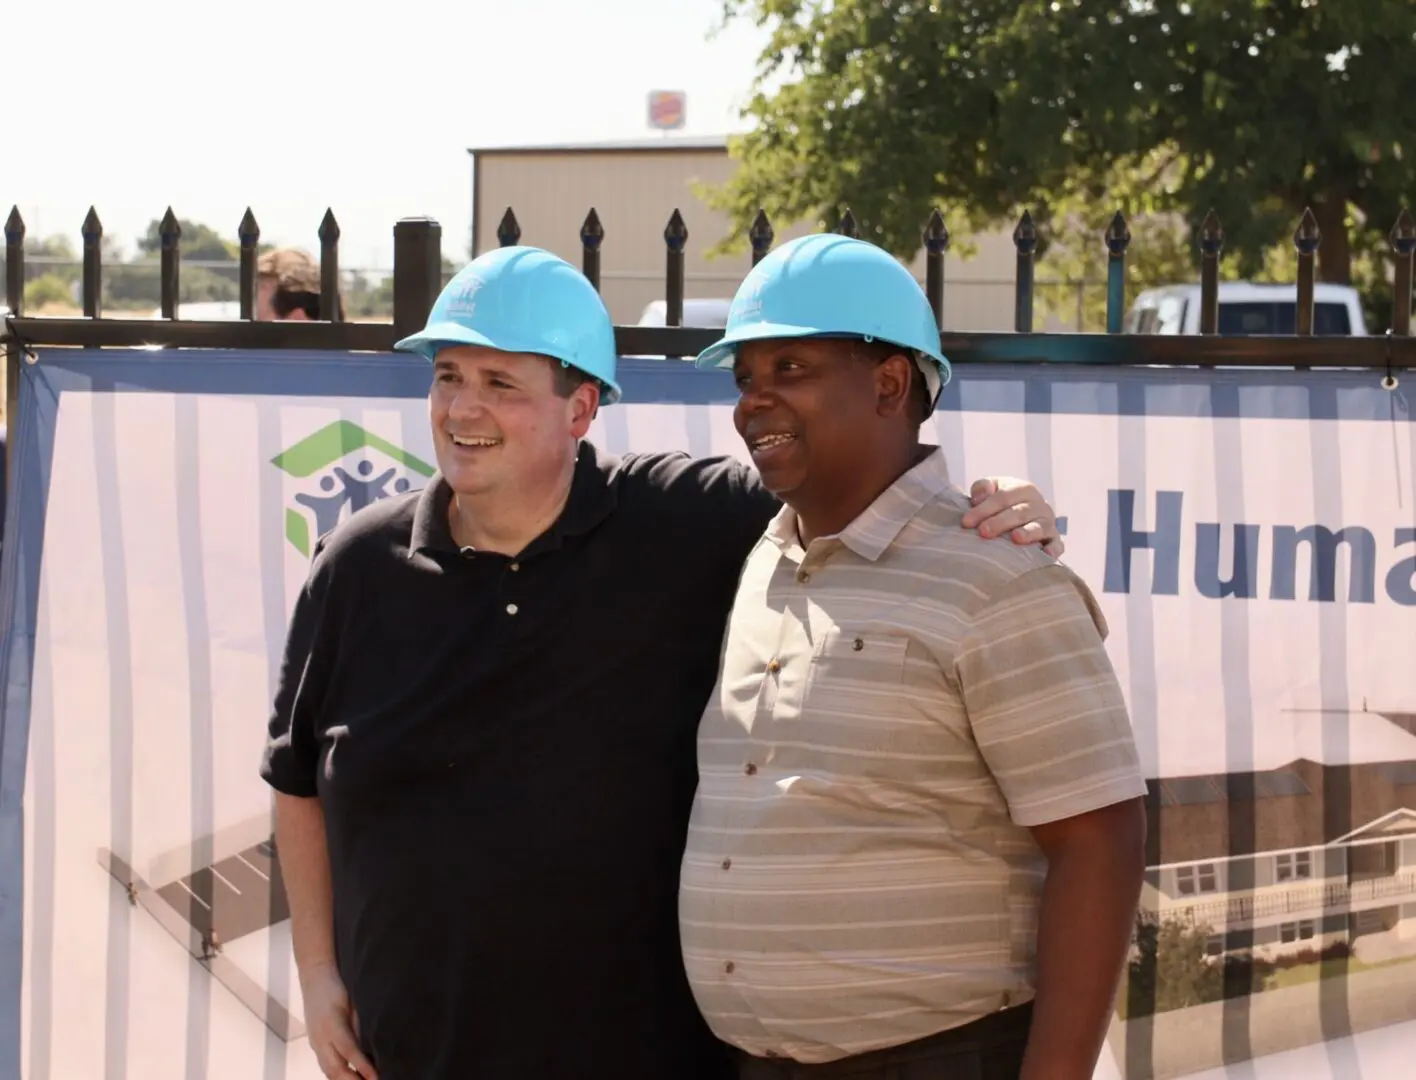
xmin=695 ymin=232 xmax=950 ymax=405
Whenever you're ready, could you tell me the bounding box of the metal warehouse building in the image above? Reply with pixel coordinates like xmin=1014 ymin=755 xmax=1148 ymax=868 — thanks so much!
xmin=467 ymin=137 xmax=1038 ymax=332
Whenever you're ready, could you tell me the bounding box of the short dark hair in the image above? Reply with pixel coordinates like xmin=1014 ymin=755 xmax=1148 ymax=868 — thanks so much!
xmin=848 ymin=339 xmax=933 ymax=426
xmin=548 ymin=359 xmax=598 ymax=399
xmin=546 ymin=359 xmax=606 ymax=423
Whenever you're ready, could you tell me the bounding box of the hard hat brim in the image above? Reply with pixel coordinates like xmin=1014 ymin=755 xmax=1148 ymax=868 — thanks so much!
xmin=694 ymin=319 xmax=948 ymax=371
xmin=695 ymin=319 xmax=951 ymax=411
xmin=394 ymin=320 xmax=505 ymax=361
xmin=394 ymin=320 xmax=623 ymax=405
xmin=693 ymin=319 xmax=846 ymax=370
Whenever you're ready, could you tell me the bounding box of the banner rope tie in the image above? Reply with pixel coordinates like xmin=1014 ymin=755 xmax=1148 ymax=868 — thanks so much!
xmin=2 ymin=314 xmax=38 ymax=365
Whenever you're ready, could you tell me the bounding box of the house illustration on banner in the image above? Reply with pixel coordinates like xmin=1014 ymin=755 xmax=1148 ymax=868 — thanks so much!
xmin=1140 ymin=708 xmax=1416 ymax=963
xmin=1114 ymin=705 xmax=1416 ymax=1077
xmin=98 ymin=815 xmax=305 ymax=1040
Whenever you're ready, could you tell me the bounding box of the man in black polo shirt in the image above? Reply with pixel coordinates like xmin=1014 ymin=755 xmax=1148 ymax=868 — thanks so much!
xmin=260 ymin=245 xmax=1064 ymax=1080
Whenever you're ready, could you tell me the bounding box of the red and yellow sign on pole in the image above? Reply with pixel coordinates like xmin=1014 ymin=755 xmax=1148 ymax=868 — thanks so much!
xmin=647 ymin=90 xmax=686 ymax=131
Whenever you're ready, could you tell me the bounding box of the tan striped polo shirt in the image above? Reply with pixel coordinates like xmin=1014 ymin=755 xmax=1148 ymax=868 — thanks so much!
xmin=679 ymin=446 xmax=1146 ymax=1064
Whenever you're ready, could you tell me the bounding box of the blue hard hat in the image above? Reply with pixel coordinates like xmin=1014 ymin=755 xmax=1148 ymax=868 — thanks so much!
xmin=695 ymin=233 xmax=950 ymax=405
xmin=395 ymin=245 xmax=622 ymax=405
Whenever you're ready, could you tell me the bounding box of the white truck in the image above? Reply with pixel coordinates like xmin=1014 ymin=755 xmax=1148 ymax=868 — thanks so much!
xmin=1123 ymin=281 xmax=1367 ymax=336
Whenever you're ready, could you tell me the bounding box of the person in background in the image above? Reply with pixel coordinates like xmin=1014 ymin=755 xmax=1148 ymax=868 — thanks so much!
xmin=260 ymin=243 xmax=1069 ymax=1079
xmin=256 ymin=247 xmax=342 ymax=321
xmin=682 ymin=233 xmax=1149 ymax=1080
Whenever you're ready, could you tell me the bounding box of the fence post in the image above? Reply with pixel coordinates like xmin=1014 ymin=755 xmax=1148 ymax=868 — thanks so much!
xmin=497 ymin=208 xmax=521 ymax=247
xmin=1199 ymin=210 xmax=1223 ymax=334
xmin=750 ymin=209 xmax=774 ymax=266
xmin=1294 ymin=208 xmax=1320 ymax=336
xmin=82 ymin=207 xmax=103 ymax=318
xmin=4 ymin=207 xmax=24 ymax=463
xmin=2 ymin=207 xmax=21 ymax=319
xmin=581 ymin=209 xmax=604 ymax=291
xmin=239 ymin=209 xmax=260 ymax=320
xmin=159 ymin=208 xmax=181 ymax=319
xmin=320 ymin=209 xmax=343 ymax=322
xmin=1013 ymin=211 xmax=1037 ymax=334
xmin=923 ymin=209 xmax=949 ymax=330
xmin=1105 ymin=211 xmax=1131 ymax=334
xmin=664 ymin=210 xmax=687 ymax=327
xmin=1390 ymin=209 xmax=1414 ymax=337
xmin=393 ymin=217 xmax=442 ymax=342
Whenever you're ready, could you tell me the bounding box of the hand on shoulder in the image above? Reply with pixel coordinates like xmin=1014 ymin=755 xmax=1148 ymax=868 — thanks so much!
xmin=962 ymin=477 xmax=1065 ymax=558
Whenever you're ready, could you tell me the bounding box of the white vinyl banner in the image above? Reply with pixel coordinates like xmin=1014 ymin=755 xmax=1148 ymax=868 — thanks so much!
xmin=0 ymin=350 xmax=1413 ymax=1080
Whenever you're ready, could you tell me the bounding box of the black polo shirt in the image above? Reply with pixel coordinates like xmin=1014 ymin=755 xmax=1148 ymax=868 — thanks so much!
xmin=260 ymin=440 xmax=778 ymax=1079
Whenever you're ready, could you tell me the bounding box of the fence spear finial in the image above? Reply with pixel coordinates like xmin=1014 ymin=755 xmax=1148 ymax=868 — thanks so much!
xmin=1105 ymin=210 xmax=1131 ymax=256
xmin=497 ymin=207 xmax=521 ymax=247
xmin=750 ymin=209 xmax=775 ymax=264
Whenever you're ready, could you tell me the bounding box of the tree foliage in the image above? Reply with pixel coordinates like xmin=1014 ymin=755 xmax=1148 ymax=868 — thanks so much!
xmin=24 ymin=274 xmax=74 ymax=310
xmin=1125 ymin=916 xmax=1224 ymax=1017
xmin=710 ymin=0 xmax=1416 ymax=329
xmin=136 ymin=217 xmax=243 ymax=262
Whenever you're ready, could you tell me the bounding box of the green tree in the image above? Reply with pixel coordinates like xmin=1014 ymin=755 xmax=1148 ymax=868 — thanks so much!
xmin=23 ymin=234 xmax=80 ymax=287
xmin=24 ymin=274 xmax=75 ymax=310
xmin=135 ymin=217 xmax=239 ymax=262
xmin=105 ymin=261 xmax=243 ymax=308
xmin=108 ymin=217 xmax=247 ymax=308
xmin=343 ymin=271 xmax=391 ymax=319
xmin=710 ymin=0 xmax=1416 ymax=329
xmin=1 ymin=234 xmax=127 ymax=310
xmin=1126 ymin=916 xmax=1224 ymax=1017
xmin=345 ymin=255 xmax=459 ymax=320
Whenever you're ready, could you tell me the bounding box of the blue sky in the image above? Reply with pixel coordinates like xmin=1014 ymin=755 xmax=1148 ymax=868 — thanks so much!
xmin=11 ymin=0 xmax=772 ymax=271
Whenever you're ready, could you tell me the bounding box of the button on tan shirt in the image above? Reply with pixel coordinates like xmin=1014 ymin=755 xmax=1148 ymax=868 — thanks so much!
xmin=679 ymin=447 xmax=1146 ymax=1064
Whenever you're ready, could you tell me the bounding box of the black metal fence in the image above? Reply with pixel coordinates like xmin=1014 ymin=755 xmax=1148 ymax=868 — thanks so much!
xmin=5 ymin=201 xmax=1414 ymax=390
xmin=12 ymin=254 xmax=405 ymax=319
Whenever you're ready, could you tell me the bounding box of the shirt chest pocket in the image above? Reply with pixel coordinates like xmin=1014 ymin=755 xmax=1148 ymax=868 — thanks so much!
xmin=806 ymin=628 xmax=910 ymax=699
xmin=800 ymin=629 xmax=948 ymax=782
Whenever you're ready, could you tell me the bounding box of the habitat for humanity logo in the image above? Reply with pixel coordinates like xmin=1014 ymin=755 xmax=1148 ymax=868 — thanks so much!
xmin=271 ymin=420 xmax=435 ymax=556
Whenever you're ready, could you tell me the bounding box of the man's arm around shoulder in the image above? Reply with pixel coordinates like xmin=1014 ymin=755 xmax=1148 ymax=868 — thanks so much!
xmin=625 ymin=451 xmax=1071 ymax=568
xmin=623 ymin=450 xmax=780 ymax=564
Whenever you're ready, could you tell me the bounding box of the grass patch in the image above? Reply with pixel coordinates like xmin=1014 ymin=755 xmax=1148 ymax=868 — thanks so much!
xmin=1265 ymin=950 xmax=1416 ymax=991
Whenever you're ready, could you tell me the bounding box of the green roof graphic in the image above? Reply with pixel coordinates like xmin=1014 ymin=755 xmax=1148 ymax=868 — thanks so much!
xmin=286 ymin=509 xmax=314 ymax=557
xmin=271 ymin=420 xmax=435 ymax=479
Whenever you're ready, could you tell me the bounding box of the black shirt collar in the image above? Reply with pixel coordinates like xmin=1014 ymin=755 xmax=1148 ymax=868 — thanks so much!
xmin=409 ymin=440 xmax=619 ymax=559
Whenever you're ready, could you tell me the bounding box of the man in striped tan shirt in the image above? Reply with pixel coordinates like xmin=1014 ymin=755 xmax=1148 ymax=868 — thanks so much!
xmin=683 ymin=234 xmax=1149 ymax=1080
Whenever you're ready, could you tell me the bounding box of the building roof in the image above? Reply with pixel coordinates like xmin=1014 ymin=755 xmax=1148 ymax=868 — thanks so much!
xmin=1143 ymin=708 xmax=1416 ymax=779
xmin=1256 ymin=710 xmax=1416 ymax=770
xmin=1148 ymin=756 xmax=1416 ymax=864
xmin=467 ymin=136 xmax=731 ymax=157
xmin=1145 ymin=710 xmax=1416 ymax=865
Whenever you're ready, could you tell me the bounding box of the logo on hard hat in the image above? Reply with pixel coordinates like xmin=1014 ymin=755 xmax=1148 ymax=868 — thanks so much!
xmin=445 ymin=276 xmax=485 ymax=320
xmin=736 ymin=278 xmax=765 ymax=323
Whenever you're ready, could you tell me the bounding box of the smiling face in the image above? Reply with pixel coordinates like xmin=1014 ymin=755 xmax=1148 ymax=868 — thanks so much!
xmin=428 ymin=345 xmax=598 ymax=501
xmin=731 ymin=337 xmax=918 ymax=519
xmin=730 ymin=338 xmax=917 ymax=495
